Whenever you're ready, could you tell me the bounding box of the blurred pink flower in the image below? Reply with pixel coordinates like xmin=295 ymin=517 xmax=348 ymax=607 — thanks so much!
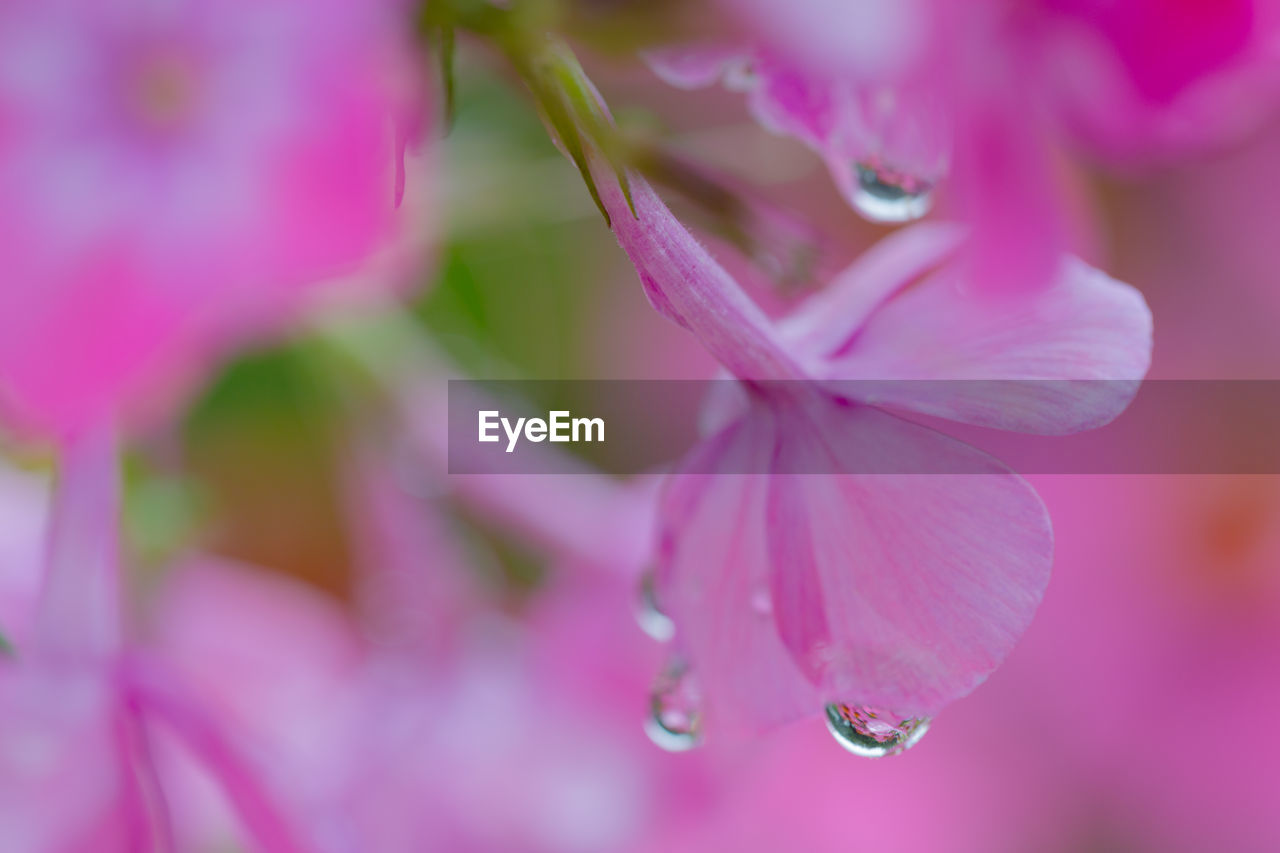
xmin=149 ymin=545 xmax=716 ymax=851
xmin=596 ymin=167 xmax=1151 ymax=741
xmin=0 ymin=0 xmax=423 ymax=438
xmin=650 ymin=0 xmax=1280 ymax=291
xmin=0 ymin=431 xmax=311 ymax=851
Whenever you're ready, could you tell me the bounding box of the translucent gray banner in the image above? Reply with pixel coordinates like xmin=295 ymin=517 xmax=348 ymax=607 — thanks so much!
xmin=446 ymin=380 xmax=1280 ymax=475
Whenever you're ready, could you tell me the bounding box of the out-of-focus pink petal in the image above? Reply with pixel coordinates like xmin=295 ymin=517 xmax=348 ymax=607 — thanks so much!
xmin=720 ymin=0 xmax=930 ymax=78
xmin=345 ymin=446 xmax=486 ymax=658
xmin=151 ymin=558 xmax=361 ymax=733
xmin=30 ymin=426 xmax=121 ymax=661
xmin=0 ymin=666 xmax=147 ymax=852
xmin=951 ymin=92 xmax=1067 ymax=296
xmin=0 ymin=462 xmax=48 ymax=648
xmin=0 ymin=0 xmax=422 ymax=438
xmin=1043 ymin=0 xmax=1255 ymax=105
xmin=818 ymin=254 xmax=1153 ymax=433
xmin=781 ymin=222 xmax=965 ymax=359
xmin=644 ymin=44 xmax=749 ymax=90
xmin=125 ymin=660 xmax=311 ymax=853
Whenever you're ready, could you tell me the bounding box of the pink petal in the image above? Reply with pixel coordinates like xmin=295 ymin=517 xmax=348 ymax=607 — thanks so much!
xmin=644 ymin=44 xmax=749 ymax=90
xmin=0 ymin=666 xmax=149 ymax=852
xmin=30 ymin=426 xmax=121 ymax=660
xmin=0 ymin=462 xmax=49 ymax=649
xmin=656 ymin=416 xmax=821 ymax=735
xmin=345 ymin=447 xmax=487 ymax=656
xmin=744 ymin=55 xmax=839 ymax=150
xmin=659 ymin=391 xmax=1054 ymax=729
xmin=766 ymin=396 xmax=1053 ymax=716
xmin=596 ymin=165 xmax=807 ymax=382
xmin=817 ymin=252 xmax=1153 ymax=434
xmin=125 ymin=659 xmax=312 ymax=853
xmin=722 ymin=0 xmax=929 ymax=78
xmin=951 ymin=91 xmax=1068 ymax=297
xmin=781 ymin=222 xmax=965 ymax=360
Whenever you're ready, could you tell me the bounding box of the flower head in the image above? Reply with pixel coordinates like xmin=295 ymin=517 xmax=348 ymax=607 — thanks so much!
xmin=0 ymin=0 xmax=422 ymax=437
xmin=595 ymin=163 xmax=1151 ymax=739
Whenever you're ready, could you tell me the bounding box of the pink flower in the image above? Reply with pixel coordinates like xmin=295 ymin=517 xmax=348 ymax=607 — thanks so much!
xmin=0 ymin=0 xmax=423 ymax=438
xmin=594 ymin=165 xmax=1151 ymax=743
xmin=148 ymin=522 xmax=714 ymax=851
xmin=649 ymin=0 xmax=1279 ymax=291
xmin=0 ymin=430 xmax=312 ymax=851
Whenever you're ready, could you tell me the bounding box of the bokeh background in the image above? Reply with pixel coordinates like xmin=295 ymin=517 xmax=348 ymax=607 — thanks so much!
xmin=5 ymin=15 xmax=1279 ymax=852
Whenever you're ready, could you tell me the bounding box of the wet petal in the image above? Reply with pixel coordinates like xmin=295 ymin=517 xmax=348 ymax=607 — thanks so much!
xmin=781 ymin=222 xmax=965 ymax=360
xmin=656 ymin=414 xmax=820 ymax=735
xmin=819 ymin=254 xmax=1153 ymax=433
xmin=596 ymin=165 xmax=806 ymax=382
xmin=765 ymin=396 xmax=1053 ymax=717
xmin=644 ymin=44 xmax=750 ymax=90
xmin=659 ymin=390 xmax=1053 ymax=730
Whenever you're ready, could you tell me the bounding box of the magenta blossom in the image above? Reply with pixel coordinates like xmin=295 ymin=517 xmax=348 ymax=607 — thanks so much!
xmin=649 ymin=0 xmax=1279 ymax=292
xmin=0 ymin=0 xmax=422 ymax=438
xmin=0 ymin=431 xmax=312 ymax=851
xmin=594 ymin=166 xmax=1151 ymax=745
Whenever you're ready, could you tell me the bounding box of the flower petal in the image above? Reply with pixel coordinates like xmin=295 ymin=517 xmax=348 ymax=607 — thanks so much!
xmin=781 ymin=221 xmax=965 ymax=360
xmin=659 ymin=391 xmax=1054 ymax=729
xmin=656 ymin=414 xmax=820 ymax=735
xmin=644 ymin=44 xmax=750 ymax=90
xmin=597 ymin=166 xmax=806 ymax=382
xmin=819 ymin=254 xmax=1153 ymax=433
xmin=766 ymin=395 xmax=1053 ymax=716
xmin=30 ymin=426 xmax=121 ymax=660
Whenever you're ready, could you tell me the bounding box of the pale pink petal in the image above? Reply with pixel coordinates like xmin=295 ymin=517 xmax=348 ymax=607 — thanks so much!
xmin=30 ymin=426 xmax=121 ymax=660
xmin=720 ymin=0 xmax=930 ymax=78
xmin=0 ymin=666 xmax=147 ymax=852
xmin=818 ymin=254 xmax=1153 ymax=433
xmin=644 ymin=44 xmax=749 ymax=90
xmin=151 ymin=558 xmax=361 ymax=732
xmin=345 ymin=447 xmax=485 ymax=657
xmin=656 ymin=416 xmax=821 ymax=735
xmin=659 ymin=391 xmax=1053 ymax=729
xmin=764 ymin=396 xmax=1053 ymax=717
xmin=781 ymin=222 xmax=965 ymax=360
xmin=743 ymin=55 xmax=839 ymax=150
xmin=951 ymin=93 xmax=1067 ymax=296
xmin=125 ymin=660 xmax=312 ymax=853
xmin=596 ymin=165 xmax=806 ymax=382
xmin=0 ymin=462 xmax=49 ymax=648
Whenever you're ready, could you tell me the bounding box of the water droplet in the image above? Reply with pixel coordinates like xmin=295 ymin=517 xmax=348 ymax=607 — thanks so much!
xmin=850 ymin=162 xmax=933 ymax=224
xmin=823 ymin=702 xmax=930 ymax=757
xmin=634 ymin=572 xmax=675 ymax=642
xmin=645 ymin=658 xmax=703 ymax=751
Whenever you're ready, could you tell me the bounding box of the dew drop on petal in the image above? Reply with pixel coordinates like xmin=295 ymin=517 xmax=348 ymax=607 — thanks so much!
xmin=850 ymin=162 xmax=933 ymax=224
xmin=634 ymin=571 xmax=675 ymax=642
xmin=823 ymin=702 xmax=930 ymax=757
xmin=645 ymin=657 xmax=704 ymax=752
